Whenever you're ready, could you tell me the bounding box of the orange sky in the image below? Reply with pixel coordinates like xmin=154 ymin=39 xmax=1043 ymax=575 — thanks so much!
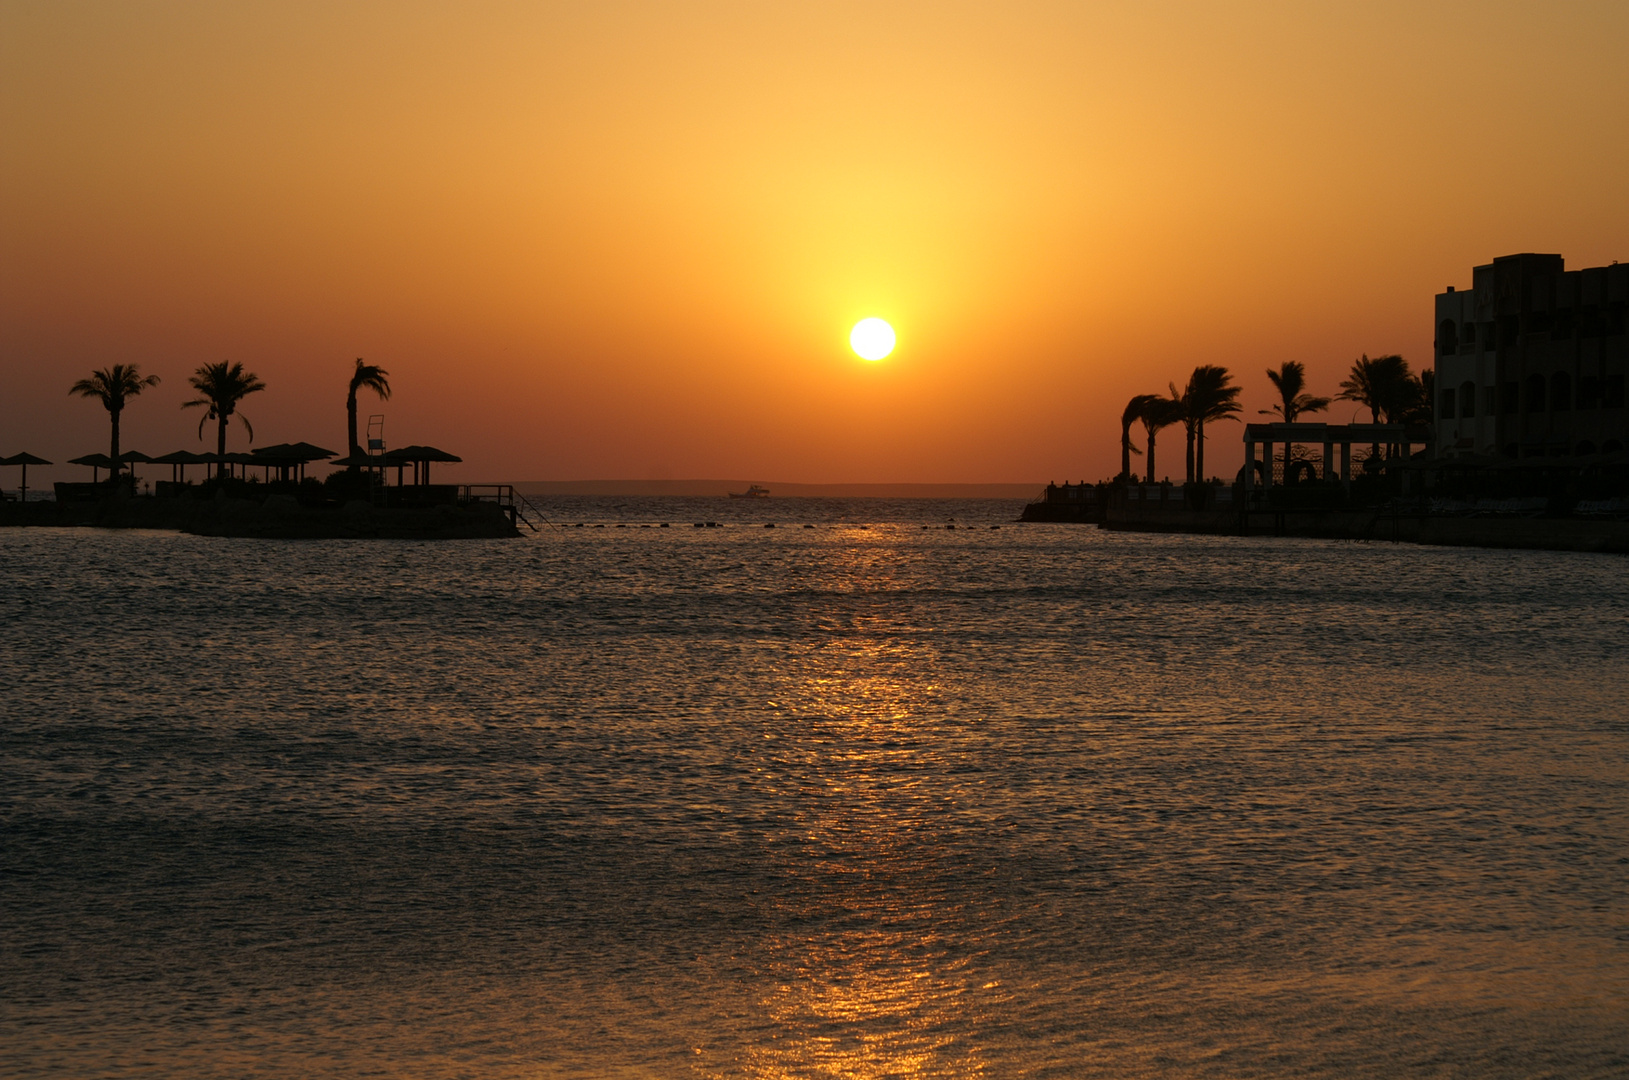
xmin=4 ymin=0 xmax=1627 ymax=486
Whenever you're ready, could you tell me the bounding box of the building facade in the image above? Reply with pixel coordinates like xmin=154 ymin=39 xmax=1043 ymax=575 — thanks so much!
xmin=1434 ymin=253 xmax=1627 ymax=459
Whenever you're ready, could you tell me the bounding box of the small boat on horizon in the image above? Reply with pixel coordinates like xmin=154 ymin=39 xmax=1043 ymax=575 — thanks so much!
xmin=729 ymin=485 xmax=770 ymax=499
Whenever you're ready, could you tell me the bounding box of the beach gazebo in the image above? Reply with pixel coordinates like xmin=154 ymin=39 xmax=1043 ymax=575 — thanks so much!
xmin=118 ymin=450 xmax=152 ymax=484
xmin=385 ymin=445 xmax=462 ymax=486
xmin=250 ymin=442 xmax=336 ymax=483
xmin=152 ymin=450 xmax=212 ymax=483
xmin=3 ymin=452 xmax=51 ymax=502
xmin=68 ymin=453 xmax=116 ymax=482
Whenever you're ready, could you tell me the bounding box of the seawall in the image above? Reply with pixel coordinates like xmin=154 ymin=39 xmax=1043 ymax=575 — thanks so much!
xmin=0 ymin=494 xmax=519 ymax=539
xmin=1098 ymin=503 xmax=1629 ymax=554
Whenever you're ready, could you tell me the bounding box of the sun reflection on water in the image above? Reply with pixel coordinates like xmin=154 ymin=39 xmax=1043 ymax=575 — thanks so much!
xmin=726 ymin=540 xmax=996 ymax=1078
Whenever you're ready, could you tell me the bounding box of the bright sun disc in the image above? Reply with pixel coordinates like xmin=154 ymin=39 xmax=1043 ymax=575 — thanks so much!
xmin=850 ymin=318 xmax=896 ymax=361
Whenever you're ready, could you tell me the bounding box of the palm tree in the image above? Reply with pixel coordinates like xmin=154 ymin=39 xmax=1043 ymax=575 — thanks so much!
xmin=1338 ymin=353 xmax=1414 ymax=460
xmin=1119 ymin=395 xmax=1162 ymax=481
xmin=69 ymin=364 xmax=161 ymax=478
xmin=346 ymin=359 xmax=392 ymax=458
xmin=1261 ymin=361 xmax=1331 ymax=478
xmin=1138 ymin=396 xmax=1184 ymax=484
xmin=1179 ymin=365 xmax=1242 ymax=484
xmin=1337 ymin=353 xmax=1414 ymax=424
xmin=1168 ymin=381 xmax=1196 ymax=484
xmin=183 ymin=361 xmax=266 ymax=477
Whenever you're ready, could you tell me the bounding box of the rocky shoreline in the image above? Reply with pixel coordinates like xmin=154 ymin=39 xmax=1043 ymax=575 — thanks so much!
xmin=0 ymin=492 xmax=520 ymax=539
xmin=1098 ymin=503 xmax=1629 ymax=554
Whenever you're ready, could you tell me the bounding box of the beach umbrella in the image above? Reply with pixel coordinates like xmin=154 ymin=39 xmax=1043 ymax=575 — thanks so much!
xmin=386 ymin=444 xmax=462 ymax=484
xmin=152 ymin=450 xmax=207 ymax=482
xmin=3 ymin=452 xmax=51 ymax=503
xmin=68 ymin=452 xmax=115 ymax=482
xmin=118 ymin=450 xmax=152 ymax=484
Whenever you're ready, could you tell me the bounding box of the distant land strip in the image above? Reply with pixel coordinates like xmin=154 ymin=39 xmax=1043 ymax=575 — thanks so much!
xmin=508 ymin=480 xmax=1044 ymax=499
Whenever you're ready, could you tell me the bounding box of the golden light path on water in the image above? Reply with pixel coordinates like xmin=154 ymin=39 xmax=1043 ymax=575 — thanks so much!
xmin=3 ymin=508 xmax=1628 ymax=1078
xmin=744 ymin=635 xmax=986 ymax=1076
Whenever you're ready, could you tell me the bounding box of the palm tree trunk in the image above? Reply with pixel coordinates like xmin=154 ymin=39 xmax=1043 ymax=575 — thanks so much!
xmin=217 ymin=416 xmax=228 ymax=479
xmin=1284 ymin=441 xmax=1292 ymax=482
xmin=1184 ymin=423 xmax=1195 ymax=484
xmin=1146 ymin=430 xmax=1157 ymax=484
xmin=109 ymin=406 xmax=122 ymax=478
xmin=347 ymin=390 xmax=359 ymax=457
xmin=1120 ymin=420 xmax=1132 ymax=481
xmin=1196 ymin=419 xmax=1206 ymax=484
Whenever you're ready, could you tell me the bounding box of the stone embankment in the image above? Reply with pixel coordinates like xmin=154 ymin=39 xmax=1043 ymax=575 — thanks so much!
xmin=1100 ymin=503 xmax=1629 ymax=554
xmin=0 ymin=492 xmax=519 ymax=539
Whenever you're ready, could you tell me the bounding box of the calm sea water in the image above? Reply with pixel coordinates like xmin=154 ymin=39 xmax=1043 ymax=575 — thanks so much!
xmin=3 ymin=498 xmax=1626 ymax=1078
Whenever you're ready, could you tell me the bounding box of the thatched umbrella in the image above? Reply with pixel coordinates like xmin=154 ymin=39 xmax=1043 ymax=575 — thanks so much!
xmin=117 ymin=450 xmax=153 ymax=484
xmin=3 ymin=452 xmax=51 ymax=502
xmin=68 ymin=453 xmax=116 ymax=482
xmin=251 ymin=441 xmax=335 ymax=482
xmin=152 ymin=450 xmax=210 ymax=483
xmin=385 ymin=445 xmax=462 ymax=485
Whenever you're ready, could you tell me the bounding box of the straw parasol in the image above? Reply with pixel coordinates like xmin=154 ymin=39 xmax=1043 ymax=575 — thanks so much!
xmin=384 ymin=444 xmax=462 ymax=485
xmin=68 ymin=453 xmax=116 ymax=482
xmin=152 ymin=450 xmax=211 ymax=483
xmin=251 ymin=441 xmax=336 ymax=482
xmin=2 ymin=452 xmax=51 ymax=503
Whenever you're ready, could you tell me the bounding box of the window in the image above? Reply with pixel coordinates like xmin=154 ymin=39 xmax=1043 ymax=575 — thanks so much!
xmin=1501 ymin=382 xmax=1520 ymax=414
xmin=1579 ymin=305 xmax=1600 ymax=338
xmin=1576 ymin=441 xmax=1596 ymax=456
xmin=1501 ymin=314 xmax=1522 ymax=341
xmin=1463 ymin=322 xmax=1477 ymax=344
xmin=1552 ymin=308 xmax=1574 ymax=339
xmin=1579 ymin=376 xmax=1601 ymax=409
xmin=1524 ymin=373 xmax=1546 ymax=413
xmin=1605 ymin=374 xmax=1626 ymax=408
xmin=1552 ymin=371 xmax=1571 ymax=411
xmin=1438 ymin=319 xmax=1458 ymax=356
xmin=1439 ymin=388 xmax=1456 ymax=419
xmin=1459 ymin=381 xmax=1476 ymax=418
xmin=1483 ymin=385 xmax=1498 ymax=415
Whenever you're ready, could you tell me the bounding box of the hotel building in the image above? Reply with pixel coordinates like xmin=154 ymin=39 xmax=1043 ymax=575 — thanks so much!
xmin=1434 ymin=253 xmax=1627 ymax=459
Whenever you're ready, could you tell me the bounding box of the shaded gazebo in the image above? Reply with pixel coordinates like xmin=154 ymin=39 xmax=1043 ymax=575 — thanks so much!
xmin=250 ymin=442 xmax=336 ymax=483
xmin=152 ymin=450 xmax=212 ymax=483
xmin=2 ymin=452 xmax=51 ymax=503
xmin=118 ymin=450 xmax=152 ymax=484
xmin=384 ymin=445 xmax=462 ymax=486
xmin=68 ymin=453 xmax=116 ymax=482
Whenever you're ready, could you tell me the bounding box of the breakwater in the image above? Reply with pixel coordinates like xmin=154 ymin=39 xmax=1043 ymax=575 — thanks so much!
xmin=1100 ymin=501 xmax=1629 ymax=553
xmin=0 ymin=492 xmax=518 ymax=539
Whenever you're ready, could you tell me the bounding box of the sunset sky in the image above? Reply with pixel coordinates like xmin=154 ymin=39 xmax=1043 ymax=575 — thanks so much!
xmin=4 ymin=0 xmax=1627 ymax=485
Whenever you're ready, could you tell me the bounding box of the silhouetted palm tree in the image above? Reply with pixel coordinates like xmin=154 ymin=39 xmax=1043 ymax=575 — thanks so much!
xmin=183 ymin=361 xmax=266 ymax=477
xmin=1404 ymin=369 xmax=1434 ymax=427
xmin=69 ymin=364 xmax=160 ymax=479
xmin=1119 ymin=394 xmax=1162 ymax=481
xmin=1169 ymin=381 xmax=1197 ymax=484
xmin=1338 ymin=353 xmax=1415 ymax=460
xmin=346 ymin=359 xmax=392 ymax=458
xmin=1337 ymin=353 xmax=1414 ymax=424
xmin=1177 ymin=365 xmax=1241 ymax=484
xmin=1138 ymin=396 xmax=1184 ymax=484
xmin=1261 ymin=361 xmax=1331 ymax=477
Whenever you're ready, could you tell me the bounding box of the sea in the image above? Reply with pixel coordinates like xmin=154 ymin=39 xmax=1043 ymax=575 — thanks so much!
xmin=3 ymin=497 xmax=1626 ymax=1079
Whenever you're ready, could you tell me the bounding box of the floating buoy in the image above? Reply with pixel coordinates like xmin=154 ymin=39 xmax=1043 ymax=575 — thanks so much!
xmin=764 ymin=523 xmax=775 ymax=528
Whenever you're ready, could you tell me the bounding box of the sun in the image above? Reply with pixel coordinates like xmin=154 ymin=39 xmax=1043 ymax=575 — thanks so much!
xmin=849 ymin=318 xmax=896 ymax=361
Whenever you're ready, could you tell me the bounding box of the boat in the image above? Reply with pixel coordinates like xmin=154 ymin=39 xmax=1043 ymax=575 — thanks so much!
xmin=729 ymin=485 xmax=770 ymax=499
